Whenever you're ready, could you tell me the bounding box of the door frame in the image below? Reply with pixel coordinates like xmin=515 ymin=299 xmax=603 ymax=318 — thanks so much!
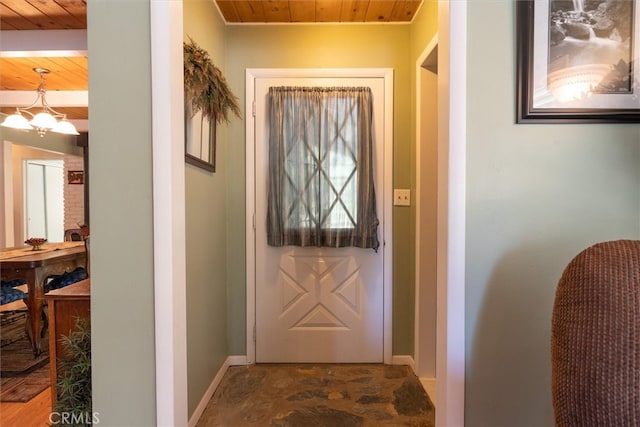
xmin=414 ymin=34 xmax=439 ymax=380
xmin=245 ymin=68 xmax=394 ymax=364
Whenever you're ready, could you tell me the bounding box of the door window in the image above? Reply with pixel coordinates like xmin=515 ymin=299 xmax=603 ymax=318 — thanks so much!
xmin=266 ymin=86 xmax=379 ymax=250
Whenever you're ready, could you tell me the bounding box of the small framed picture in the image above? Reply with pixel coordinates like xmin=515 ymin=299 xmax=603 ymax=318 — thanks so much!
xmin=68 ymin=170 xmax=84 ymax=185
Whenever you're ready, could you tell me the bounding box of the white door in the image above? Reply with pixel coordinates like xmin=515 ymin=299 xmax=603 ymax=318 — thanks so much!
xmin=254 ymin=76 xmax=387 ymax=363
xmin=25 ymin=160 xmax=64 ymax=242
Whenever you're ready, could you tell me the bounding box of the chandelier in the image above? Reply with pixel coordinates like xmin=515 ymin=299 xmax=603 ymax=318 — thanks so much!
xmin=1 ymin=67 xmax=79 ymax=137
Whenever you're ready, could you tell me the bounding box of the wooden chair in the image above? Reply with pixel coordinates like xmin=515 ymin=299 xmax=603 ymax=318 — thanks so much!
xmin=84 ymin=236 xmax=90 ymax=276
xmin=1 ymin=280 xmax=27 ymax=306
xmin=64 ymin=228 xmax=83 ymax=241
xmin=44 ymin=267 xmax=87 ymax=292
xmin=1 ymin=279 xmax=28 ymax=344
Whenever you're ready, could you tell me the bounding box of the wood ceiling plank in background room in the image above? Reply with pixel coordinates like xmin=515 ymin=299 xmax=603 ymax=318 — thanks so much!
xmin=365 ymin=0 xmax=395 ymax=21
xmin=51 ymin=57 xmax=88 ymax=89
xmin=23 ymin=0 xmax=85 ymax=29
xmin=289 ymin=1 xmax=315 ymax=22
xmin=0 ymin=59 xmax=31 ymax=90
xmin=0 ymin=58 xmax=48 ymax=89
xmin=1 ymin=0 xmax=71 ymax=29
xmin=215 ymin=0 xmax=241 ymax=22
xmin=52 ymin=0 xmax=86 ymax=26
xmin=0 ymin=107 xmax=17 ymax=115
xmin=340 ymin=0 xmax=368 ymax=22
xmin=234 ymin=0 xmax=266 ymax=22
xmin=58 ymin=106 xmax=87 ymax=120
xmin=0 ymin=57 xmax=87 ymax=91
xmin=389 ymin=0 xmax=420 ymax=21
xmin=315 ymin=0 xmax=342 ymax=22
xmin=15 ymin=57 xmax=72 ymax=87
xmin=262 ymin=0 xmax=290 ymax=22
xmin=0 ymin=0 xmax=40 ymax=29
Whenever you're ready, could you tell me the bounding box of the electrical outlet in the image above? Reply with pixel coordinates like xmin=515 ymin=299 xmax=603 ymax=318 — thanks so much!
xmin=394 ymin=189 xmax=411 ymax=206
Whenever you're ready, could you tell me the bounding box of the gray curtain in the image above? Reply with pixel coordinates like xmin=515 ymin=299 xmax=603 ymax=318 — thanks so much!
xmin=267 ymin=86 xmax=379 ymax=250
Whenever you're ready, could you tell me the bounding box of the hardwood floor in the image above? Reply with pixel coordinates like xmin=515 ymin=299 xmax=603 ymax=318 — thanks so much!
xmin=0 ymin=387 xmax=52 ymax=427
xmin=1 ymin=302 xmax=52 ymax=426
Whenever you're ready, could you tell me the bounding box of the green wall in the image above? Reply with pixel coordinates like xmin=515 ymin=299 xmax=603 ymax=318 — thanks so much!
xmin=465 ymin=2 xmax=640 ymax=426
xmin=224 ymin=23 xmax=416 ymax=356
xmin=88 ymin=1 xmax=157 ymax=425
xmin=184 ymin=0 xmax=230 ymax=417
xmin=410 ymin=1 xmax=438 ymax=59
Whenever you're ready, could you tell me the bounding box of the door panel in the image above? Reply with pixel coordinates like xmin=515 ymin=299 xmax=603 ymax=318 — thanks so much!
xmin=25 ymin=160 xmax=64 ymax=242
xmin=254 ymin=77 xmax=385 ymax=363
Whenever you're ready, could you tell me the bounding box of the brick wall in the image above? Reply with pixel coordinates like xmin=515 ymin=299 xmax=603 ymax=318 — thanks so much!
xmin=64 ymin=154 xmax=85 ymax=231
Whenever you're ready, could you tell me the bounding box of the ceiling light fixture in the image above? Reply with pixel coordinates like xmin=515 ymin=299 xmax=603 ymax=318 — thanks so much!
xmin=1 ymin=67 xmax=80 ymax=137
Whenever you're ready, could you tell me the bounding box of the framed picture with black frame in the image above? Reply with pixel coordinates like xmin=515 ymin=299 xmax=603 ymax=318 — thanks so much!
xmin=516 ymin=0 xmax=640 ymax=123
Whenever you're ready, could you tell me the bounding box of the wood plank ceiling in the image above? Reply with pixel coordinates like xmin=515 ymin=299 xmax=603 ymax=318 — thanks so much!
xmin=216 ymin=0 xmax=421 ymax=23
xmin=0 ymin=0 xmax=421 ymax=122
xmin=0 ymin=0 xmax=88 ymax=120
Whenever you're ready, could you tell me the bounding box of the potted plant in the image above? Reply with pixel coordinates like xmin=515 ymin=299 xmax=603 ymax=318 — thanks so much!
xmin=54 ymin=317 xmax=92 ymax=426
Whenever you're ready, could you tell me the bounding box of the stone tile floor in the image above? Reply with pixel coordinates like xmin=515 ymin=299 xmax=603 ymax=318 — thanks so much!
xmin=197 ymin=364 xmax=435 ymax=426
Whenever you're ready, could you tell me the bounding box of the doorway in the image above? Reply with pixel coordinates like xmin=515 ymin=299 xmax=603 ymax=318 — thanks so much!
xmin=24 ymin=159 xmax=64 ymax=242
xmin=246 ymin=68 xmax=394 ymax=364
xmin=415 ymin=37 xmax=439 ymax=380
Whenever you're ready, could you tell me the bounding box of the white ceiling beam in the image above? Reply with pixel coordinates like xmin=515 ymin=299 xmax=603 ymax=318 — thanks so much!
xmin=0 ymin=90 xmax=88 ymax=107
xmin=0 ymin=30 xmax=87 ymax=57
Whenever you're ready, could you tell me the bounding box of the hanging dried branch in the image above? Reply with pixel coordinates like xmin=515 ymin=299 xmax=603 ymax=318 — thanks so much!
xmin=184 ymin=37 xmax=241 ymax=124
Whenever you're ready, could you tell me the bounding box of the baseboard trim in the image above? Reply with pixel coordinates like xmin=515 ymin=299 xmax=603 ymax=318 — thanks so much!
xmin=228 ymin=355 xmax=249 ymax=366
xmin=188 ymin=355 xmax=251 ymax=427
xmin=391 ymin=355 xmax=416 ymax=374
xmin=391 ymin=355 xmax=415 ymax=373
xmin=188 ymin=356 xmax=231 ymax=427
xmin=420 ymin=377 xmax=437 ymax=406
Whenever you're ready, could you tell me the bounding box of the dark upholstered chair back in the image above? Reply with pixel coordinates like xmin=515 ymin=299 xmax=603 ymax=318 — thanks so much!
xmin=65 ymin=228 xmax=83 ymax=241
xmin=551 ymin=240 xmax=640 ymax=426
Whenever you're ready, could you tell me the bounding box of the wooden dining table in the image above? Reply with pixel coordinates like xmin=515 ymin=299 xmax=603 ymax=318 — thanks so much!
xmin=0 ymin=241 xmax=87 ymax=357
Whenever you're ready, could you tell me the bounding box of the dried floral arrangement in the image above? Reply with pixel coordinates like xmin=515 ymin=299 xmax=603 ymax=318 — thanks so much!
xmin=184 ymin=37 xmax=241 ymax=124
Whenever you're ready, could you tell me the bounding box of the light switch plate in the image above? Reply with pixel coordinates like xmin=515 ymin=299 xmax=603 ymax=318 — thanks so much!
xmin=394 ymin=189 xmax=411 ymax=206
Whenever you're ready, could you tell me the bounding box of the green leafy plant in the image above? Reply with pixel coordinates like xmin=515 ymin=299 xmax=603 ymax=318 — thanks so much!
xmin=184 ymin=36 xmax=241 ymax=124
xmin=54 ymin=317 xmax=92 ymax=426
